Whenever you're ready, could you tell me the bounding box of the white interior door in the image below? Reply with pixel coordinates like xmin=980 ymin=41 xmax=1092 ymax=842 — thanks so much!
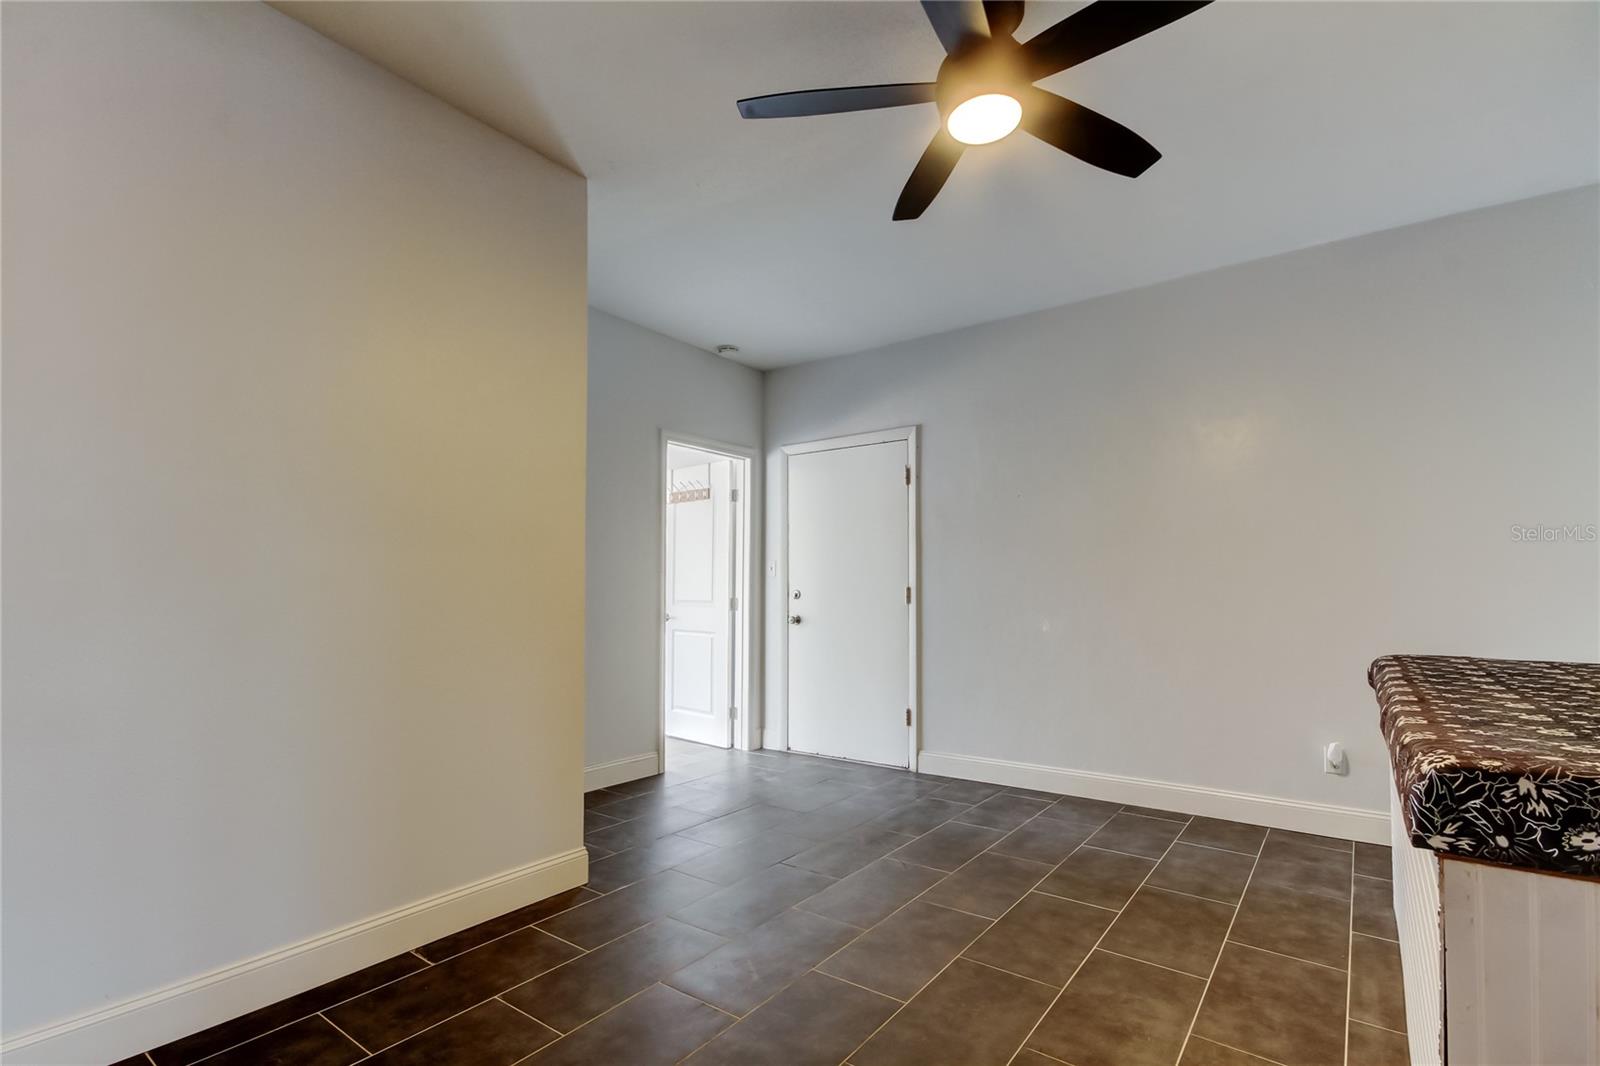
xmin=787 ymin=440 xmax=910 ymax=767
xmin=665 ymin=459 xmax=732 ymax=747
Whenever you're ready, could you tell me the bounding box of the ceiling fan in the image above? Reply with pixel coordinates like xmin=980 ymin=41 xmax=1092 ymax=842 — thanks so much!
xmin=736 ymin=0 xmax=1211 ymax=220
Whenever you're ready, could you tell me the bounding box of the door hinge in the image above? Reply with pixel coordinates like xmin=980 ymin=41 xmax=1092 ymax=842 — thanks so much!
xmin=731 ymin=706 xmax=739 ymax=721
xmin=905 ymin=708 xmax=912 ymax=727
xmin=730 ymin=487 xmax=740 ymax=503
xmin=729 ymin=596 xmax=739 ymax=611
xmin=905 ymin=465 xmax=911 ymax=486
xmin=906 ymin=586 xmax=912 ymax=605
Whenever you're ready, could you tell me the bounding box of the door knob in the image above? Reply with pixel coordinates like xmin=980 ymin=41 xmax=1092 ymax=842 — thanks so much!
xmin=788 ymin=614 xmax=802 ymax=625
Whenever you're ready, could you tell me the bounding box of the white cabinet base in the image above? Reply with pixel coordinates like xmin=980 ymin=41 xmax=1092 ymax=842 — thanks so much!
xmin=1392 ymin=783 xmax=1445 ymax=1066
xmin=1391 ymin=784 xmax=1600 ymax=1065
xmin=1442 ymin=857 xmax=1600 ymax=1065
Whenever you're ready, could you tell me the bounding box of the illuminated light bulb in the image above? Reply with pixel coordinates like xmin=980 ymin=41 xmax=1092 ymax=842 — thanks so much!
xmin=946 ymin=93 xmax=1022 ymax=145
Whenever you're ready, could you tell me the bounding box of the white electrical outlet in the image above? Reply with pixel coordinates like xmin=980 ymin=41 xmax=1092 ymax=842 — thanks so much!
xmin=1323 ymin=742 xmax=1347 ymax=776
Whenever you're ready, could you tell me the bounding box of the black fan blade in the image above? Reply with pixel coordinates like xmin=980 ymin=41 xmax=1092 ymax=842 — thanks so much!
xmin=1021 ymin=1 xmax=1211 ymax=81
xmin=921 ymin=0 xmax=989 ymax=53
xmin=1021 ymin=87 xmax=1160 ymax=177
xmin=984 ymin=0 xmax=1025 ymax=38
xmin=737 ymin=83 xmax=938 ymax=119
xmin=894 ymin=130 xmax=965 ymax=220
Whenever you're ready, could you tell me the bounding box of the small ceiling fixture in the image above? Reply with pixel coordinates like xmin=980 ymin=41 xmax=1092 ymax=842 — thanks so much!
xmin=945 ymin=92 xmax=1022 ymax=145
xmin=714 ymin=344 xmax=741 ymax=357
xmin=736 ymin=0 xmax=1212 ymax=220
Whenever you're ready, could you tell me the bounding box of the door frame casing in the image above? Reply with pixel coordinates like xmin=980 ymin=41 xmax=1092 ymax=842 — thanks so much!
xmin=777 ymin=426 xmax=920 ymax=771
xmin=658 ymin=431 xmax=759 ymax=759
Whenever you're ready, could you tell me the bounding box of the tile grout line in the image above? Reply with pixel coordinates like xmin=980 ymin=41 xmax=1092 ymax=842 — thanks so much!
xmin=814 ymin=807 xmax=1120 ymax=1065
xmin=533 ymin=926 xmax=592 ymax=953
xmin=509 ymin=982 xmax=665 ymax=1058
xmin=1133 ymin=882 xmax=1244 ymax=909
xmin=826 ymin=860 xmax=1053 ymax=1058
xmin=325 ymin=900 xmax=628 ymax=1066
xmin=1028 ymin=886 xmax=1123 ymax=913
xmin=343 ymin=999 xmax=507 ymax=1063
xmin=962 ymin=955 xmax=1060 ymax=989
xmin=178 ymin=952 xmax=446 ymax=1066
xmin=1001 ymin=822 xmax=1193 ymax=1066
xmin=688 ymin=990 xmax=742 ymax=1021
xmin=1070 ymin=841 xmax=1187 ymax=864
xmin=669 ymin=981 xmax=766 ymax=1063
xmin=1170 ymin=837 xmax=1261 ymax=858
xmin=1111 ymin=812 xmax=1194 ymax=826
xmin=1018 ymin=1046 xmax=1073 ymax=1066
xmin=542 ymin=896 xmax=778 ymax=1066
xmin=731 ymin=821 xmax=1056 ymax=1045
xmin=617 ymin=772 xmax=1015 ymax=1056
xmin=1119 ymin=808 xmax=1194 ymax=821
xmin=419 ymin=897 xmax=598 ymax=967
xmin=1352 ymin=1018 xmax=1410 ymax=1038
xmin=1171 ymin=837 xmax=1265 ymax=1065
xmin=1261 ymin=827 xmax=1355 ymax=852
xmin=342 ymin=936 xmax=594 ymax=1062
xmin=493 ymin=994 xmax=561 ymax=1034
xmin=180 ymin=1022 xmax=309 ymax=1065
xmin=828 ymin=804 xmax=1119 ymax=1055
xmin=1220 ymin=938 xmax=1351 ymax=975
xmin=530 ymin=893 xmax=717 ymax=968
xmin=917 ymin=898 xmax=1005 ymax=923
xmin=318 ymin=1012 xmax=371 ymax=1057
xmin=1193 ymin=1034 xmax=1294 ymax=1066
xmin=612 ymin=769 xmax=1103 ymax=1059
xmin=1094 ymin=946 xmax=1213 ymax=981
xmin=701 ymin=821 xmax=1002 ymax=1016
xmin=813 ymin=970 xmax=909 ymax=1004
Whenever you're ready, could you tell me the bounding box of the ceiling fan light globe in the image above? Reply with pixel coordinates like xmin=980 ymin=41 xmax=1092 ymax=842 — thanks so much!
xmin=946 ymin=93 xmax=1023 ymax=145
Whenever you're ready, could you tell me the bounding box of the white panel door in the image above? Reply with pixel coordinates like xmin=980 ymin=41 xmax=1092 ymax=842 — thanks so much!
xmin=787 ymin=440 xmax=909 ymax=767
xmin=665 ymin=460 xmax=732 ymax=747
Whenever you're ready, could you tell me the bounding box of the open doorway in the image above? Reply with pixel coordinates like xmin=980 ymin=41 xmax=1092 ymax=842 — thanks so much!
xmin=660 ymin=434 xmax=753 ymax=776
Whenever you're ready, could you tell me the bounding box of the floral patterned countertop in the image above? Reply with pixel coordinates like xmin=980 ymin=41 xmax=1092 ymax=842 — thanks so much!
xmin=1372 ymin=654 xmax=1600 ymax=877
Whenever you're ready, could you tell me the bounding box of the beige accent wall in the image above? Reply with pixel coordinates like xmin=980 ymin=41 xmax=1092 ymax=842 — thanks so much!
xmin=2 ymin=0 xmax=587 ymax=1050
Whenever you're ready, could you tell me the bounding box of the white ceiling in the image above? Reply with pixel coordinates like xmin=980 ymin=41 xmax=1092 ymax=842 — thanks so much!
xmin=277 ymin=1 xmax=1599 ymax=369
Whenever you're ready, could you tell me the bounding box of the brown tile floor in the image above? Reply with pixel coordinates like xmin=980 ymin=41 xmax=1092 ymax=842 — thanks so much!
xmin=123 ymin=740 xmax=1409 ymax=1066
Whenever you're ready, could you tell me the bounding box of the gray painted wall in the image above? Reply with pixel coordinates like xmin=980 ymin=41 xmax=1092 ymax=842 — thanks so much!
xmin=763 ymin=186 xmax=1600 ymax=814
xmin=586 ymin=310 xmax=764 ymax=768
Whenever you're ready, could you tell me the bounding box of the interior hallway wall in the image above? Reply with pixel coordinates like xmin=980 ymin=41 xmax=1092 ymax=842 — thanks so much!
xmin=586 ymin=310 xmax=763 ymax=771
xmin=2 ymin=3 xmax=587 ymax=1056
xmin=763 ymin=185 xmax=1600 ymax=816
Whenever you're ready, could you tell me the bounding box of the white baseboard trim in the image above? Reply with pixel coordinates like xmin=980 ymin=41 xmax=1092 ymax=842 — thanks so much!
xmin=2 ymin=848 xmax=589 ymax=1066
xmin=583 ymin=751 xmax=660 ymax=792
xmin=918 ymin=750 xmax=1388 ymax=844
